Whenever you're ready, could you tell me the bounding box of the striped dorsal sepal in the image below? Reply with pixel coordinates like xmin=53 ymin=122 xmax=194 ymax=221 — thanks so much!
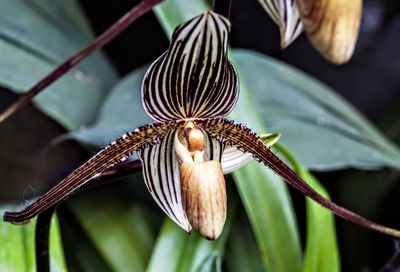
xmin=142 ymin=11 xmax=239 ymax=122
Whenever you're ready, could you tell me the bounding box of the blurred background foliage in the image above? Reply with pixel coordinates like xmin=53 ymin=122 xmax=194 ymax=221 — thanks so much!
xmin=0 ymin=0 xmax=400 ymax=271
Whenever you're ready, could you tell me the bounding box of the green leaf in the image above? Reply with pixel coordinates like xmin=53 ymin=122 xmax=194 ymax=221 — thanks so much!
xmin=233 ymin=163 xmax=303 ymax=272
xmin=302 ymin=170 xmax=340 ymax=272
xmin=274 ymin=144 xmax=340 ymax=272
xmin=225 ymin=210 xmax=264 ymax=272
xmin=195 ymin=253 xmax=221 ymax=272
xmin=155 ymin=0 xmax=208 ymax=37
xmin=69 ymin=191 xmax=156 ymax=272
xmin=232 ymin=49 xmax=400 ymax=170
xmin=147 ymin=197 xmax=236 ymax=272
xmin=68 ymin=65 xmax=152 ymax=147
xmin=0 ymin=207 xmax=67 ymax=272
xmin=146 ymin=220 xmax=188 ymax=272
xmin=0 ymin=0 xmax=118 ymax=130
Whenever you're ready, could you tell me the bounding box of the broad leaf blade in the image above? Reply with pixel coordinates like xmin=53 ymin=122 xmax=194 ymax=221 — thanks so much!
xmin=232 ymin=49 xmax=400 ymax=170
xmin=274 ymin=144 xmax=340 ymax=272
xmin=146 ymin=220 xmax=187 ymax=272
xmin=302 ymin=169 xmax=340 ymax=272
xmin=69 ymin=66 xmax=151 ymax=147
xmin=0 ymin=0 xmax=118 ymax=130
xmin=225 ymin=209 xmax=265 ymax=272
xmin=69 ymin=192 xmax=156 ymax=272
xmin=234 ymin=163 xmax=302 ymax=272
xmin=155 ymin=0 xmax=208 ymax=37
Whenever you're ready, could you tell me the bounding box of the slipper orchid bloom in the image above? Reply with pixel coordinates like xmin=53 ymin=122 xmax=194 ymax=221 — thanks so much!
xmin=258 ymin=0 xmax=362 ymax=64
xmin=4 ymin=11 xmax=400 ymax=240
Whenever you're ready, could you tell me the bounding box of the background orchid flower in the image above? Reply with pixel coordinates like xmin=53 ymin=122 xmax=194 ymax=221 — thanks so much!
xmin=258 ymin=0 xmax=363 ymax=64
xmin=257 ymin=0 xmax=303 ymax=48
xmin=3 ymin=10 xmax=400 ymax=242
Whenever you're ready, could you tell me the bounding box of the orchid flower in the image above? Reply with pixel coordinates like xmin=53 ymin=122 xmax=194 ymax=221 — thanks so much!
xmin=258 ymin=0 xmax=362 ymax=64
xmin=4 ymin=11 xmax=400 ymax=240
xmin=258 ymin=0 xmax=303 ymax=48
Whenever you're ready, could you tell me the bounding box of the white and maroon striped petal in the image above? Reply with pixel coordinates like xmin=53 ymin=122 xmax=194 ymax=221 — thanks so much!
xmin=138 ymin=129 xmax=224 ymax=233
xmin=142 ymin=12 xmax=239 ymax=122
xmin=204 ymin=132 xmax=225 ymax=163
xmin=221 ymin=133 xmax=280 ymax=173
xmin=258 ymin=0 xmax=303 ymax=47
xmin=139 ymin=130 xmax=190 ymax=231
xmin=221 ymin=146 xmax=253 ymax=174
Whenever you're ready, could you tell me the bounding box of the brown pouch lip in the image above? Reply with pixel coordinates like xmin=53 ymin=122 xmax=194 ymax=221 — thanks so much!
xmin=180 ymin=160 xmax=227 ymax=240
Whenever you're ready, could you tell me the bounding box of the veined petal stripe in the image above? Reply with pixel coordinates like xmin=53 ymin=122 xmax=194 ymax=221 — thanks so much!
xmin=205 ymin=133 xmax=224 ymax=162
xmin=258 ymin=0 xmax=304 ymax=47
xmin=263 ymin=0 xmax=280 ymax=24
xmin=221 ymin=146 xmax=254 ymax=174
xmin=142 ymin=11 xmax=239 ymax=121
xmin=139 ymin=130 xmax=190 ymax=230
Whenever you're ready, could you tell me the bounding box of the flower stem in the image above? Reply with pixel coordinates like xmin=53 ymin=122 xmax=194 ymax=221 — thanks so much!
xmin=35 ymin=206 xmax=55 ymax=272
xmin=0 ymin=0 xmax=164 ymax=125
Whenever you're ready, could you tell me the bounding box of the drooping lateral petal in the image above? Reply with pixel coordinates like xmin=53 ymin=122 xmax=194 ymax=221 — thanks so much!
xmin=201 ymin=118 xmax=400 ymax=238
xmin=138 ymin=128 xmax=223 ymax=232
xmin=142 ymin=11 xmax=239 ymax=121
xmin=3 ymin=121 xmax=180 ymax=224
xmin=258 ymin=0 xmax=303 ymax=47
